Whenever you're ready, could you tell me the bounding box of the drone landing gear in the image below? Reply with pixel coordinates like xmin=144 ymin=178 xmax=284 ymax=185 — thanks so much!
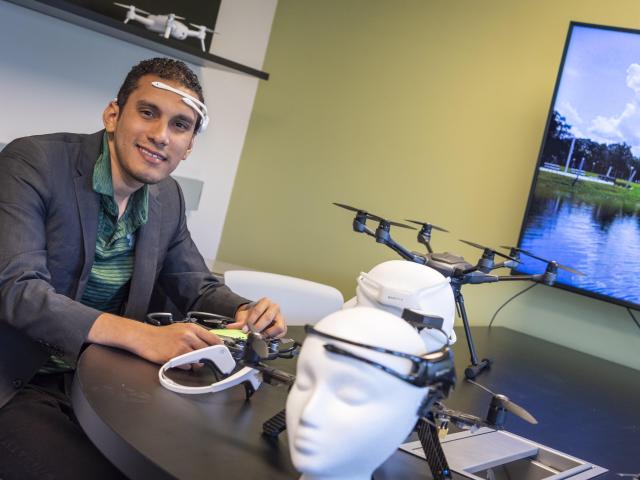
xmin=416 ymin=415 xmax=452 ymax=480
xmin=262 ymin=409 xmax=287 ymax=438
xmin=464 ymin=358 xmax=492 ymax=380
xmin=453 ymin=281 xmax=492 ymax=380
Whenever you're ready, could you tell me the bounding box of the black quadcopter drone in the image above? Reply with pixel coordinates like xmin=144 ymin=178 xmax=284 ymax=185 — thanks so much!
xmin=147 ymin=311 xmax=298 ymax=396
xmin=148 ymin=310 xmax=304 ymax=437
xmin=333 ymin=202 xmax=585 ymax=379
xmin=147 ymin=311 xmax=299 ymax=366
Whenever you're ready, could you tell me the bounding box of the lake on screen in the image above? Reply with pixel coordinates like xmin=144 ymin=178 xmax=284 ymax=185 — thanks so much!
xmin=518 ymin=194 xmax=640 ymax=305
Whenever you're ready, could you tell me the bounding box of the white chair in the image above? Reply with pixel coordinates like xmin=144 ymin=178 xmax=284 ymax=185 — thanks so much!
xmin=224 ymin=270 xmax=344 ymax=325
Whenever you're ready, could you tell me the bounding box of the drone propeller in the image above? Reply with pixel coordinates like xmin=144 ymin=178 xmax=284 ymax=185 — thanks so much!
xmin=500 ymin=246 xmax=585 ymax=276
xmin=243 ymin=332 xmax=270 ymax=363
xmin=460 ymin=239 xmax=518 ymax=262
xmin=332 ymin=202 xmax=367 ymax=214
xmin=367 ymin=213 xmax=415 ymax=230
xmin=113 ymin=3 xmax=150 ymax=14
xmin=467 ymin=379 xmax=537 ymax=426
xmin=333 ymin=203 xmax=415 ymax=229
xmin=405 ymin=219 xmax=449 ymax=233
xmin=403 ymin=219 xmax=447 ymax=254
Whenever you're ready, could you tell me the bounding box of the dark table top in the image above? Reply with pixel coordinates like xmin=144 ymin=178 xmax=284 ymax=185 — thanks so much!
xmin=72 ymin=327 xmax=640 ymax=480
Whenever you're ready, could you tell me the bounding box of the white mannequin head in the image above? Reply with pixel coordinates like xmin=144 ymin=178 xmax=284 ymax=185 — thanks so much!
xmin=286 ymin=307 xmax=430 ymax=480
xmin=350 ymin=260 xmax=456 ymax=352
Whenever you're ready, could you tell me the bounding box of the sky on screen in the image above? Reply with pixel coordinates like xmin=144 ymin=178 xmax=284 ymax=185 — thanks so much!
xmin=556 ymin=25 xmax=640 ymax=155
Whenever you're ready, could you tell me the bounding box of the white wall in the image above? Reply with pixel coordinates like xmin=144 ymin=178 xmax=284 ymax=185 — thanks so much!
xmin=0 ymin=0 xmax=277 ymax=264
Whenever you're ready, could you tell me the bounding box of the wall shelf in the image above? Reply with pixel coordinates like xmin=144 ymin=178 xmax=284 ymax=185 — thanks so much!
xmin=5 ymin=0 xmax=270 ymax=80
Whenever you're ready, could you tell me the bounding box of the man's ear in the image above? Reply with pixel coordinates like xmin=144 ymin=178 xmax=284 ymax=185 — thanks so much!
xmin=183 ymin=136 xmax=195 ymax=160
xmin=103 ymin=101 xmax=120 ymax=133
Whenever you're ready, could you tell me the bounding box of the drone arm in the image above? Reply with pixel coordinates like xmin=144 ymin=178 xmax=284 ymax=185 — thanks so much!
xmin=352 ymin=216 xmax=375 ymax=238
xmin=495 ymin=274 xmax=544 ymax=283
xmin=183 ymin=29 xmax=199 ymax=39
xmin=163 ymin=15 xmax=174 ymax=38
xmin=461 ymin=265 xmax=479 ymax=275
xmin=460 ymin=272 xmax=548 ymax=286
xmin=491 ymin=260 xmax=519 ymax=271
xmin=383 ymin=237 xmax=427 ymax=264
xmin=417 ymin=236 xmax=434 ymax=254
xmin=362 ymin=226 xmax=376 ymax=238
xmin=461 ymin=272 xmax=499 ymax=284
xmin=132 ymin=14 xmax=154 ymax=28
xmin=416 ymin=415 xmax=452 ymax=480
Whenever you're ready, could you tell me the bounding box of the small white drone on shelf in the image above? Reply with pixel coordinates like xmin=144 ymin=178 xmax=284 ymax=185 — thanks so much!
xmin=114 ymin=3 xmax=218 ymax=52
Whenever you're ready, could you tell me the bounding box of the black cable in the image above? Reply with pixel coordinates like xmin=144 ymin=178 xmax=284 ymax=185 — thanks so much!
xmin=488 ymin=283 xmax=538 ymax=329
xmin=627 ymin=307 xmax=640 ymax=332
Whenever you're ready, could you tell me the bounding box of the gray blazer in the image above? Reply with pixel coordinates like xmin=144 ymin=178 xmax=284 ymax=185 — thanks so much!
xmin=0 ymin=131 xmax=247 ymax=407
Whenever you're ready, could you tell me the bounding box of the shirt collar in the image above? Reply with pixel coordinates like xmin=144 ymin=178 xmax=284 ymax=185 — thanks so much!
xmin=93 ymin=132 xmax=149 ymax=225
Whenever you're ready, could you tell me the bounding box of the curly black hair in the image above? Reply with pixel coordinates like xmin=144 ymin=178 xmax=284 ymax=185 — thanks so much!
xmin=116 ymin=58 xmax=205 ymax=132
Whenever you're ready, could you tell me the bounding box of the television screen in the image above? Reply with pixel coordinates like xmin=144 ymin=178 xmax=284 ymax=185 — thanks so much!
xmin=516 ymin=22 xmax=640 ymax=309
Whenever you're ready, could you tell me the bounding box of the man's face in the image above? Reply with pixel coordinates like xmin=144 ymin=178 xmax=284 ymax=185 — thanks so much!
xmin=103 ymin=74 xmax=199 ymax=190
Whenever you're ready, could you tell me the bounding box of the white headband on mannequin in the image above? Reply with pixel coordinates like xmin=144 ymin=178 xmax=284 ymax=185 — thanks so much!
xmin=151 ymin=80 xmax=209 ymax=133
xmin=357 ymin=271 xmax=450 ymax=310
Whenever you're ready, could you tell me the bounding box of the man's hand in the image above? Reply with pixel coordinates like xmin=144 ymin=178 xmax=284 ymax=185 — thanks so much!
xmin=129 ymin=322 xmax=223 ymax=365
xmin=88 ymin=313 xmax=223 ymax=365
xmin=227 ymin=298 xmax=287 ymax=338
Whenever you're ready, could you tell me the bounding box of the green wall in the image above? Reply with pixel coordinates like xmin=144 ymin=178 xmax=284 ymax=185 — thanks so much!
xmin=218 ymin=0 xmax=640 ymax=370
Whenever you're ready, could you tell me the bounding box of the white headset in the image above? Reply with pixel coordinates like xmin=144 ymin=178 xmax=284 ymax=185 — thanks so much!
xmin=158 ymin=344 xmax=263 ymax=395
xmin=151 ymin=81 xmax=210 ymax=133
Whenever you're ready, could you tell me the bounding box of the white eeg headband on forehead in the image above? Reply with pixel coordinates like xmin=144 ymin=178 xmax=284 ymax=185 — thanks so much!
xmin=151 ymin=80 xmax=210 ymax=134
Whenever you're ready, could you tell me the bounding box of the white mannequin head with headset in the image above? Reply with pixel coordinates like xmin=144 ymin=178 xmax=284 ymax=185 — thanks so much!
xmin=345 ymin=260 xmax=457 ymax=352
xmin=286 ymin=307 xmax=438 ymax=480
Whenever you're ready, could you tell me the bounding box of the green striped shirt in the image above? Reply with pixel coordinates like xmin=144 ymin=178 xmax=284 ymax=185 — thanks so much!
xmin=40 ymin=133 xmax=149 ymax=373
xmin=80 ymin=133 xmax=149 ymax=313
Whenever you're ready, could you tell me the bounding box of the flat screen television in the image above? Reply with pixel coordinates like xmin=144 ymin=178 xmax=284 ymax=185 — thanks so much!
xmin=516 ymin=22 xmax=640 ymax=310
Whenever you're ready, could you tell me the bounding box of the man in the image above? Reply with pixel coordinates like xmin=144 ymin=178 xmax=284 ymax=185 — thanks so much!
xmin=0 ymin=58 xmax=285 ymax=479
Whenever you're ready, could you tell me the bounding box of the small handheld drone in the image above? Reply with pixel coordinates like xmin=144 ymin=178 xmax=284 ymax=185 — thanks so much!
xmin=114 ymin=3 xmax=218 ymax=52
xmin=334 ymin=202 xmax=585 ymax=379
